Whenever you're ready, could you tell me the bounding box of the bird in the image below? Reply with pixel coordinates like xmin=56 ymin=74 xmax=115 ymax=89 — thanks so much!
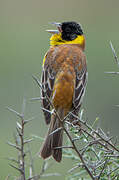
xmin=40 ymin=21 xmax=88 ymax=162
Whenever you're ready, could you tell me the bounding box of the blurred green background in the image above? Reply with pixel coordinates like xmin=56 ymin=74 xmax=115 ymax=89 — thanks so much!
xmin=0 ymin=0 xmax=119 ymax=179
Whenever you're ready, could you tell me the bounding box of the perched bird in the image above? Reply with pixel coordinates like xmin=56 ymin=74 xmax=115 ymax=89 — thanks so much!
xmin=40 ymin=21 xmax=87 ymax=162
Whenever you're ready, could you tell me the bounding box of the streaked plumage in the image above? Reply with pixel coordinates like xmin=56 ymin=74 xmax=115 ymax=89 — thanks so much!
xmin=40 ymin=21 xmax=87 ymax=162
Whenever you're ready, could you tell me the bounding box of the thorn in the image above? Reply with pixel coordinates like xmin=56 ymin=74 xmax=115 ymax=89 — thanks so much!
xmin=49 ymin=127 xmax=63 ymax=136
xmin=16 ymin=122 xmax=22 ymax=130
xmin=40 ymin=173 xmax=61 ymax=177
xmin=51 ymin=109 xmax=55 ymax=115
xmin=21 ymin=97 xmax=26 ymax=117
xmin=41 ymin=107 xmax=52 ymax=114
xmin=110 ymin=41 xmax=119 ymax=67
xmin=72 ymin=137 xmax=81 ymax=142
xmin=32 ymin=75 xmax=42 ymax=89
xmin=104 ymin=71 xmax=119 ymax=74
xmin=80 ymin=109 xmax=84 ymax=120
xmin=7 ymin=157 xmax=19 ymax=164
xmin=68 ymin=164 xmax=82 ymax=173
xmin=53 ymin=146 xmax=73 ymax=150
xmin=7 ymin=141 xmax=21 ymax=151
xmin=30 ymin=97 xmax=45 ymax=101
xmin=63 ymin=111 xmax=72 ymax=122
xmin=24 ymin=118 xmax=34 ymax=124
xmin=6 ymin=107 xmax=22 ymax=118
xmin=9 ymin=163 xmax=23 ymax=173
xmin=24 ymin=138 xmax=34 ymax=144
xmin=16 ymin=126 xmax=22 ymax=136
xmin=24 ymin=115 xmax=37 ymax=124
xmin=70 ymin=112 xmax=80 ymax=121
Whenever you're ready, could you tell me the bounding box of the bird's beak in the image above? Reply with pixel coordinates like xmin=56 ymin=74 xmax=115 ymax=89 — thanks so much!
xmin=46 ymin=22 xmax=62 ymax=34
xmin=46 ymin=29 xmax=59 ymax=34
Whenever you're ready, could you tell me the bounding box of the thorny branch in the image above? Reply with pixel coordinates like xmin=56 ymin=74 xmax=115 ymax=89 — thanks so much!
xmin=7 ymin=99 xmax=26 ymax=180
xmin=7 ymin=99 xmax=61 ymax=180
xmin=7 ymin=41 xmax=119 ymax=179
xmin=105 ymin=41 xmax=119 ymax=75
xmin=33 ymin=74 xmax=119 ymax=179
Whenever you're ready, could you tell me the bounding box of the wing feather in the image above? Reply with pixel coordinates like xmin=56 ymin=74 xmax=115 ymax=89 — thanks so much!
xmin=41 ymin=65 xmax=55 ymax=124
xmin=70 ymin=57 xmax=88 ymax=121
xmin=73 ymin=69 xmax=87 ymax=109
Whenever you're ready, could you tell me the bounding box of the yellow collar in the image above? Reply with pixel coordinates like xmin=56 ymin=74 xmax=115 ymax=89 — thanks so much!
xmin=50 ymin=33 xmax=85 ymax=46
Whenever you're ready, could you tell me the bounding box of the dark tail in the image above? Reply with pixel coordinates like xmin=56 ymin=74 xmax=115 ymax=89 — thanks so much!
xmin=40 ymin=109 xmax=64 ymax=162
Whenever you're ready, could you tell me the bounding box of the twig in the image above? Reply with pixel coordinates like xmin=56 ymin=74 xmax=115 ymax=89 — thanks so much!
xmin=49 ymin=127 xmax=63 ymax=136
xmin=28 ymin=173 xmax=60 ymax=180
xmin=27 ymin=143 xmax=36 ymax=180
xmin=104 ymin=71 xmax=119 ymax=75
xmin=20 ymin=115 xmax=26 ymax=179
xmin=7 ymin=99 xmax=27 ymax=180
xmin=71 ymin=113 xmax=119 ymax=152
xmin=28 ymin=161 xmax=47 ymax=180
xmin=7 ymin=141 xmax=21 ymax=151
xmin=9 ymin=163 xmax=23 ymax=173
xmin=63 ymin=126 xmax=95 ymax=179
xmin=81 ymin=128 xmax=111 ymax=151
xmin=112 ymin=173 xmax=119 ymax=180
xmin=53 ymin=146 xmax=73 ymax=149
xmin=68 ymin=164 xmax=83 ymax=173
xmin=107 ymin=165 xmax=119 ymax=176
xmin=110 ymin=41 xmax=119 ymax=67
xmin=97 ymin=158 xmax=109 ymax=179
xmin=30 ymin=97 xmax=44 ymax=101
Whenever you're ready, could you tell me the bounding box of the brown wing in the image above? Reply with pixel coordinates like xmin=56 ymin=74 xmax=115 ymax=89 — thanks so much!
xmin=71 ymin=55 xmax=88 ymax=119
xmin=41 ymin=59 xmax=56 ymax=124
xmin=73 ymin=66 xmax=87 ymax=109
xmin=41 ymin=45 xmax=87 ymax=123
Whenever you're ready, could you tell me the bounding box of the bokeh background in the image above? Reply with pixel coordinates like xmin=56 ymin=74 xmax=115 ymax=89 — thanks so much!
xmin=0 ymin=0 xmax=119 ymax=179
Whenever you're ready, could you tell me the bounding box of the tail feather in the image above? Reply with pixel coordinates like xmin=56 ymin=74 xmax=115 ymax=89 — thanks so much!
xmin=40 ymin=133 xmax=52 ymax=159
xmin=52 ymin=128 xmax=63 ymax=162
xmin=40 ymin=109 xmax=64 ymax=162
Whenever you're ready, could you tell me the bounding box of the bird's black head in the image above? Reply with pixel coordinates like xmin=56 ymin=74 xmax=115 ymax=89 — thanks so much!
xmin=61 ymin=21 xmax=83 ymax=41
